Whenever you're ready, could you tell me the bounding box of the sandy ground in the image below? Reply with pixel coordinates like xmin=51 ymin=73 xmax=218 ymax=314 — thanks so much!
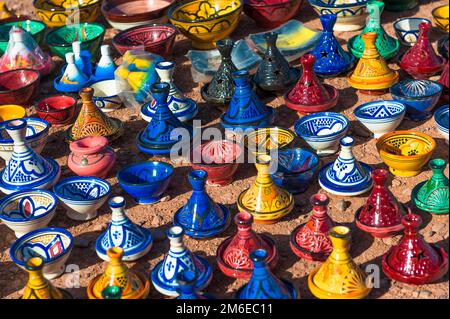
xmin=0 ymin=0 xmax=448 ymax=299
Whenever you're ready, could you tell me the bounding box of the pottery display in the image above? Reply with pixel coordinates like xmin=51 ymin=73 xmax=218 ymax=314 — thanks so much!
xmin=382 ymin=213 xmax=448 ymax=285
xmin=376 ymin=131 xmax=436 ymax=177
xmin=176 ymin=270 xmax=212 ymax=299
xmin=384 ymin=0 xmax=417 ymax=11
xmin=35 ymin=95 xmax=77 ymax=126
xmin=243 ymin=0 xmax=302 ymax=28
xmin=412 ymin=158 xmax=449 ymax=215
xmin=244 ymin=127 xmax=295 ymax=156
xmin=432 ymin=4 xmax=449 ymax=33
xmin=439 ymin=62 xmax=449 ymax=102
xmin=216 ymin=211 xmax=278 ymax=279
xmin=54 ymin=53 xmax=92 ymax=93
xmin=0 ymin=69 xmax=40 ymax=106
xmin=90 ymin=80 xmax=123 ymax=113
xmin=393 ymin=18 xmax=431 ymax=47
xmin=434 ymin=104 xmax=449 ymax=144
xmin=93 ymin=45 xmax=116 ymax=82
xmin=0 ymin=19 xmax=46 ymax=55
xmin=0 ymin=104 xmax=26 ymax=121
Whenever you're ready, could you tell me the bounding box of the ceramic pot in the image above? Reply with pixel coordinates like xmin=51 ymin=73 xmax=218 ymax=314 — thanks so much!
xmin=93 ymin=45 xmax=116 ymax=82
xmin=0 ymin=69 xmax=40 ymax=106
xmin=439 ymin=62 xmax=449 ymax=103
xmin=393 ymin=18 xmax=431 ymax=47
xmin=35 ymin=95 xmax=76 ymax=126
xmin=90 ymin=80 xmax=123 ymax=113
xmin=176 ymin=270 xmax=212 ymax=299
xmin=244 ymin=127 xmax=295 ymax=157
xmin=432 ymin=4 xmax=449 ymax=33
xmin=0 ymin=104 xmax=26 ymax=121
xmin=243 ymin=0 xmax=303 ymax=29
xmin=0 ymin=19 xmax=46 ymax=55
xmin=434 ymin=105 xmax=449 ymax=144
xmin=54 ymin=52 xmax=92 ymax=94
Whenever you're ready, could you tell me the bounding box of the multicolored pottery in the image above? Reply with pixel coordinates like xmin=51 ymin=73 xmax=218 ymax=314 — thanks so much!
xmin=0 ymin=19 xmax=46 ymax=55
xmin=243 ymin=127 xmax=295 ymax=156
xmin=393 ymin=18 xmax=431 ymax=47
xmin=35 ymin=95 xmax=77 ymax=126
xmin=383 ymin=0 xmax=417 ymax=11
xmin=434 ymin=104 xmax=449 ymax=144
xmin=0 ymin=69 xmax=40 ymax=106
xmin=432 ymin=4 xmax=449 ymax=33
xmin=243 ymin=0 xmax=303 ymax=28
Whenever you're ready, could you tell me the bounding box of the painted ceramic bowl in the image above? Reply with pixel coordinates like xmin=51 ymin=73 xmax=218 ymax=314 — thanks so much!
xmin=0 ymin=117 xmax=50 ymax=163
xmin=393 ymin=18 xmax=431 ymax=47
xmin=434 ymin=104 xmax=449 ymax=144
xmin=244 ymin=127 xmax=295 ymax=156
xmin=270 ymin=147 xmax=320 ymax=194
xmin=35 ymin=95 xmax=76 ymax=126
xmin=45 ymin=23 xmax=106 ymax=59
xmin=0 ymin=190 xmax=57 ymax=238
xmin=53 ymin=177 xmax=111 ymax=221
xmin=117 ymin=161 xmax=174 ymax=204
xmin=0 ymin=69 xmax=40 ymax=106
xmin=376 ymin=131 xmax=436 ymax=177
xmin=354 ymin=100 xmax=406 ymax=138
xmin=0 ymin=104 xmax=26 ymax=121
xmin=168 ymin=0 xmax=243 ymax=50
xmin=0 ymin=19 xmax=46 ymax=55
xmin=294 ymin=112 xmax=350 ymax=156
xmin=243 ymin=0 xmax=303 ymax=29
xmin=9 ymin=227 xmax=73 ymax=279
xmin=90 ymin=80 xmax=122 ymax=113
xmin=432 ymin=4 xmax=449 ymax=33
xmin=33 ymin=0 xmax=101 ymax=28
xmin=390 ymin=80 xmax=443 ymax=121
xmin=102 ymin=0 xmax=174 ymax=31
xmin=112 ymin=24 xmax=176 ymax=58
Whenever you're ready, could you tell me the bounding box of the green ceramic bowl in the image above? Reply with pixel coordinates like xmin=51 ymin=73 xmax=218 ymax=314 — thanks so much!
xmin=0 ymin=20 xmax=46 ymax=55
xmin=45 ymin=22 xmax=105 ymax=60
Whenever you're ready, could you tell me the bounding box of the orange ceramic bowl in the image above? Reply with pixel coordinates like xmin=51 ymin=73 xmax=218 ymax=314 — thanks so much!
xmin=0 ymin=104 xmax=26 ymax=121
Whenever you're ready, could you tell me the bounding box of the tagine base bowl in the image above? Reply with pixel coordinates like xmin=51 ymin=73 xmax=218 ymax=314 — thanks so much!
xmin=411 ymin=181 xmax=449 ymax=215
xmin=140 ymin=98 xmax=198 ymax=123
xmin=235 ymin=278 xmax=297 ymax=299
xmin=87 ymin=271 xmax=151 ymax=299
xmin=65 ymin=117 xmax=124 ymax=143
xmin=354 ymin=207 xmax=404 ymax=238
xmin=284 ymin=84 xmax=339 ymax=115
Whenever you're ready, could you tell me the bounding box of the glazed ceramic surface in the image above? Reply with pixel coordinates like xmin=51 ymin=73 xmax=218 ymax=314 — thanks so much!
xmin=0 ymin=104 xmax=26 ymax=121
xmin=0 ymin=20 xmax=46 ymax=55
xmin=434 ymin=104 xmax=449 ymax=144
xmin=393 ymin=18 xmax=431 ymax=46
xmin=432 ymin=4 xmax=449 ymax=33
xmin=0 ymin=69 xmax=40 ymax=106
xmin=93 ymin=45 xmax=116 ymax=82
xmin=244 ymin=127 xmax=295 ymax=156
xmin=243 ymin=0 xmax=303 ymax=28
xmin=176 ymin=270 xmax=211 ymax=299
xmin=90 ymin=80 xmax=123 ymax=113
xmin=54 ymin=52 xmax=91 ymax=94
xmin=35 ymin=95 xmax=76 ymax=126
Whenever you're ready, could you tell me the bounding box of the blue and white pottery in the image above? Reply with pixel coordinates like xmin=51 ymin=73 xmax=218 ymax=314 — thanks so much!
xmin=434 ymin=104 xmax=449 ymax=144
xmin=90 ymin=79 xmax=122 ymax=113
xmin=53 ymin=176 xmax=111 ymax=221
xmin=390 ymin=79 xmax=443 ymax=121
xmin=72 ymin=42 xmax=93 ymax=77
xmin=0 ymin=117 xmax=49 ymax=163
xmin=10 ymin=227 xmax=73 ymax=279
xmin=93 ymin=45 xmax=116 ymax=82
xmin=54 ymin=53 xmax=93 ymax=93
xmin=95 ymin=196 xmax=153 ymax=262
xmin=0 ymin=119 xmax=60 ymax=195
xmin=270 ymin=148 xmax=320 ymax=194
xmin=173 ymin=170 xmax=230 ymax=238
xmin=117 ymin=161 xmax=173 ymax=204
xmin=318 ymin=136 xmax=373 ymax=196
xmin=294 ymin=112 xmax=349 ymax=156
xmin=393 ymin=18 xmax=431 ymax=46
xmin=354 ymin=100 xmax=406 ymax=138
xmin=0 ymin=190 xmax=57 ymax=238
xmin=151 ymin=226 xmax=213 ymax=297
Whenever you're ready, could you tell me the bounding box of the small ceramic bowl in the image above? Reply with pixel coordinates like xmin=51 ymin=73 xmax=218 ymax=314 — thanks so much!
xmin=9 ymin=227 xmax=73 ymax=279
xmin=376 ymin=131 xmax=436 ymax=177
xmin=168 ymin=0 xmax=243 ymax=50
xmin=390 ymin=80 xmax=443 ymax=121
xmin=393 ymin=18 xmax=431 ymax=46
xmin=0 ymin=104 xmax=26 ymax=121
xmin=53 ymin=177 xmax=111 ymax=221
xmin=270 ymin=147 xmax=320 ymax=194
xmin=243 ymin=0 xmax=303 ymax=29
xmin=33 ymin=0 xmax=101 ymax=28
xmin=0 ymin=190 xmax=57 ymax=238
xmin=294 ymin=112 xmax=350 ymax=156
xmin=45 ymin=22 xmax=106 ymax=59
xmin=354 ymin=100 xmax=406 ymax=138
xmin=244 ymin=127 xmax=295 ymax=156
xmin=117 ymin=161 xmax=174 ymax=204
xmin=432 ymin=4 xmax=449 ymax=33
xmin=434 ymin=104 xmax=449 ymax=144
xmin=35 ymin=95 xmax=76 ymax=126
xmin=0 ymin=69 xmax=40 ymax=106
xmin=90 ymin=80 xmax=122 ymax=113
xmin=0 ymin=19 xmax=46 ymax=54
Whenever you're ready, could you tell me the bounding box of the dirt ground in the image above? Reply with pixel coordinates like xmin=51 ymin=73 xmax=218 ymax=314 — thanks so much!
xmin=0 ymin=0 xmax=448 ymax=299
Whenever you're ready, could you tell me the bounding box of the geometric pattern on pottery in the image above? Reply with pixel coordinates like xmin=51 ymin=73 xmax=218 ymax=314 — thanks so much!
xmin=99 ymin=223 xmax=149 ymax=254
xmin=53 ymin=179 xmax=110 ymax=202
xmin=356 ymin=102 xmax=404 ymax=119
xmin=417 ymin=186 xmax=449 ymax=207
xmin=14 ymin=232 xmax=71 ymax=263
xmin=0 ymin=122 xmax=43 ymax=141
xmin=175 ymin=203 xmax=228 ymax=234
xmin=296 ymin=116 xmax=347 ymax=137
xmin=157 ymin=250 xmax=206 ymax=288
xmin=395 ymin=79 xmax=441 ymax=98
xmin=309 ymin=1 xmax=367 ymax=18
xmin=383 ymin=136 xmax=434 ymax=156
xmin=295 ymin=225 xmax=333 ymax=254
xmin=1 ymin=192 xmax=55 ymax=219
xmin=327 ymin=157 xmax=368 ymax=186
xmin=277 ymin=148 xmax=319 ymax=174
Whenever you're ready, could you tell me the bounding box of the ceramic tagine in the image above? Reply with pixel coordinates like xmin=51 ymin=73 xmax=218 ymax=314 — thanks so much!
xmin=237 ymin=155 xmax=294 ymax=224
xmin=151 ymin=226 xmax=213 ymax=297
xmin=236 ymin=249 xmax=297 ymax=299
xmin=382 ymin=213 xmax=448 ymax=285
xmin=94 ymin=45 xmax=117 ymax=81
xmin=308 ymin=226 xmax=372 ymax=299
xmin=348 ymin=32 xmax=399 ymax=95
xmin=355 ymin=169 xmax=406 ymax=238
xmin=318 ymin=136 xmax=373 ymax=196
xmin=284 ymin=54 xmax=339 ymax=114
xmin=290 ymin=193 xmax=334 ymax=262
xmin=216 ymin=211 xmax=278 ymax=279
xmin=141 ymin=61 xmax=198 ymax=122
xmin=399 ymin=22 xmax=445 ymax=79
xmin=72 ymin=41 xmax=93 ymax=78
xmin=310 ymin=14 xmax=355 ymax=77
xmin=412 ymin=158 xmax=449 ymax=215
xmin=95 ymin=196 xmax=153 ymax=261
xmin=0 ymin=119 xmax=60 ymax=195
xmin=54 ymin=53 xmax=91 ymax=93
xmin=176 ymin=270 xmax=212 ymax=299
xmin=87 ymin=247 xmax=150 ymax=299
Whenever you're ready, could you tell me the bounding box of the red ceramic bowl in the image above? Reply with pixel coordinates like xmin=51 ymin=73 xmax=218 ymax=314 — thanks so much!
xmin=102 ymin=0 xmax=174 ymax=25
xmin=35 ymin=95 xmax=77 ymax=126
xmin=0 ymin=69 xmax=40 ymax=106
xmin=112 ymin=23 xmax=177 ymax=58
xmin=243 ymin=0 xmax=303 ymax=28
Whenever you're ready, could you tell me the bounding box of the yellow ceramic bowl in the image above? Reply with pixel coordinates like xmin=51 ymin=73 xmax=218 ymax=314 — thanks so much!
xmin=376 ymin=131 xmax=436 ymax=177
xmin=168 ymin=0 xmax=242 ymax=50
xmin=432 ymin=5 xmax=449 ymax=33
xmin=0 ymin=104 xmax=26 ymax=121
xmin=244 ymin=127 xmax=295 ymax=156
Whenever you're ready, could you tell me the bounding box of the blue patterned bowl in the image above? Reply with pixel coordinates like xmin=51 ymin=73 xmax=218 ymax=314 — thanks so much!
xmin=393 ymin=18 xmax=431 ymax=46
xmin=434 ymin=104 xmax=449 ymax=144
xmin=53 ymin=177 xmax=111 ymax=221
xmin=117 ymin=161 xmax=174 ymax=204
xmin=294 ymin=112 xmax=349 ymax=156
xmin=390 ymin=79 xmax=443 ymax=121
xmin=9 ymin=227 xmax=73 ymax=279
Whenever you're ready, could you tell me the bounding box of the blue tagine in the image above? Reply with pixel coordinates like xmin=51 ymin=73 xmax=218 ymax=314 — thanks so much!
xmin=318 ymin=136 xmax=373 ymax=196
xmin=151 ymin=226 xmax=213 ymax=297
xmin=310 ymin=14 xmax=356 ymax=77
xmin=93 ymin=44 xmax=116 ymax=82
xmin=176 ymin=270 xmax=214 ymax=299
xmin=235 ymin=249 xmax=297 ymax=299
xmin=0 ymin=119 xmax=60 ymax=195
xmin=95 ymin=196 xmax=153 ymax=262
xmin=137 ymin=82 xmax=194 ymax=155
xmin=173 ymin=170 xmax=230 ymax=238
xmin=54 ymin=52 xmax=93 ymax=93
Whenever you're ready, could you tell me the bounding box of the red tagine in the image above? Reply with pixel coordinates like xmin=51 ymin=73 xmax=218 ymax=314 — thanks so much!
xmin=216 ymin=211 xmax=278 ymax=279
xmin=290 ymin=193 xmax=334 ymax=262
xmin=439 ymin=61 xmax=449 ymax=102
xmin=382 ymin=213 xmax=449 ymax=285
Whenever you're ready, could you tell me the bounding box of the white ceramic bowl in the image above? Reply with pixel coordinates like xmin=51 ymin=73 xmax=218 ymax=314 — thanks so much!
xmin=393 ymin=18 xmax=431 ymax=46
xmin=106 ymin=15 xmax=168 ymax=31
xmin=91 ymin=79 xmax=123 ymax=113
xmin=434 ymin=104 xmax=449 ymax=144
